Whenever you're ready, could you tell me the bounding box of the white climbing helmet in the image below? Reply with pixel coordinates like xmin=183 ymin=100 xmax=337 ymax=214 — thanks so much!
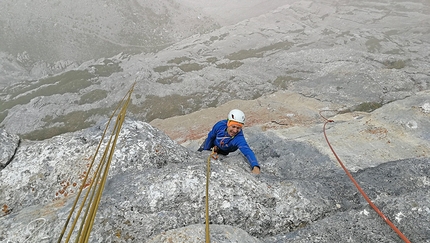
xmin=228 ymin=109 xmax=245 ymax=124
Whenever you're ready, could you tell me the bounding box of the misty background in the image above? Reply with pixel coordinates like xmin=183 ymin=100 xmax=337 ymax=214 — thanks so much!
xmin=0 ymin=0 xmax=429 ymax=140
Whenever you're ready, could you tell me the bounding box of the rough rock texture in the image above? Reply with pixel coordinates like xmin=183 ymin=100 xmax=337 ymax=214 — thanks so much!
xmin=0 ymin=129 xmax=20 ymax=169
xmin=1 ymin=0 xmax=429 ymax=140
xmin=146 ymin=224 xmax=263 ymax=243
xmin=1 ymin=0 xmax=430 ymax=242
xmin=1 ymin=94 xmax=429 ymax=242
xmin=152 ymin=90 xmax=430 ymax=172
xmin=266 ymin=158 xmax=430 ymax=243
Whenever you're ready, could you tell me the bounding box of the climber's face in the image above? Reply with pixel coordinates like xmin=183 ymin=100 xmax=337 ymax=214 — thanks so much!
xmin=227 ymin=124 xmax=241 ymax=137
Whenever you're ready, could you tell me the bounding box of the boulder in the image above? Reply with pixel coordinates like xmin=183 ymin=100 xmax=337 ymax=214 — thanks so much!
xmin=0 ymin=114 xmax=429 ymax=242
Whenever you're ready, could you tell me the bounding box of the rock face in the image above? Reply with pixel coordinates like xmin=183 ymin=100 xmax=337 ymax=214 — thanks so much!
xmin=146 ymin=224 xmax=263 ymax=243
xmin=0 ymin=129 xmax=20 ymax=169
xmin=1 ymin=90 xmax=429 ymax=242
xmin=1 ymin=0 xmax=429 ymax=141
xmin=1 ymin=0 xmax=430 ymax=242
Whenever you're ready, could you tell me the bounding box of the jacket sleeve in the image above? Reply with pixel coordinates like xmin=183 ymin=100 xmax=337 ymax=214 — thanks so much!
xmin=236 ymin=137 xmax=260 ymax=169
xmin=203 ymin=122 xmax=218 ymax=150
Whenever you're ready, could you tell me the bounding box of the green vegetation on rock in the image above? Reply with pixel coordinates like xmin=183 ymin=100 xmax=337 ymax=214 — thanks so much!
xmin=78 ymin=89 xmax=108 ymax=105
xmin=354 ymin=102 xmax=383 ymax=112
xmin=22 ymin=106 xmax=114 ymax=140
xmin=89 ymin=59 xmax=123 ymax=77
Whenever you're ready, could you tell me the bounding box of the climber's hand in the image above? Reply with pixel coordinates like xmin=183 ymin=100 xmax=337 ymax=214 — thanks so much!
xmin=252 ymin=166 xmax=260 ymax=175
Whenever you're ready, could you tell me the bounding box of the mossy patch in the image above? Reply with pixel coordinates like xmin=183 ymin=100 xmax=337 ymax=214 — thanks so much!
xmin=22 ymin=106 xmax=113 ymax=140
xmin=8 ymin=70 xmax=94 ymax=99
xmin=153 ymin=65 xmax=173 ymax=73
xmin=1 ymin=70 xmax=95 ymax=113
xmin=167 ymin=57 xmax=192 ymax=65
xmin=0 ymin=111 xmax=8 ymax=124
xmin=89 ymin=59 xmax=123 ymax=77
xmin=206 ymin=56 xmax=218 ymax=64
xmin=272 ymin=76 xmax=301 ymax=89
xmin=365 ymin=37 xmax=382 ymax=53
xmin=78 ymin=89 xmax=108 ymax=105
xmin=155 ymin=76 xmax=182 ymax=84
xmin=226 ymin=49 xmax=264 ymax=60
xmin=133 ymin=94 xmax=204 ymax=121
xmin=143 ymin=94 xmax=194 ymax=121
xmin=216 ymin=61 xmax=243 ymax=69
xmin=155 ymin=61 xmax=205 ymax=73
xmin=226 ymin=40 xmax=293 ymax=60
xmin=178 ymin=63 xmax=204 ymax=72
xmin=257 ymin=41 xmax=294 ymax=52
xmin=209 ymin=36 xmax=219 ymax=41
xmin=382 ymin=60 xmax=406 ymax=69
xmin=354 ymin=102 xmax=383 ymax=112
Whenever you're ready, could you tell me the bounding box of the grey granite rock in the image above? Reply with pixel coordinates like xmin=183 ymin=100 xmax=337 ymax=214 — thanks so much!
xmin=1 ymin=0 xmax=429 ymax=140
xmin=0 ymin=115 xmax=429 ymax=242
xmin=146 ymin=224 xmax=263 ymax=243
xmin=0 ymin=0 xmax=429 ymax=242
xmin=0 ymin=129 xmax=20 ymax=169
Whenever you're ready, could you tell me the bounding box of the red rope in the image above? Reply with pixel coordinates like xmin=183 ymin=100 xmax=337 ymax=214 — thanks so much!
xmin=319 ymin=111 xmax=411 ymax=243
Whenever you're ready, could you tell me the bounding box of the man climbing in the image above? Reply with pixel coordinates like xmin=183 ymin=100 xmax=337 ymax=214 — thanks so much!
xmin=198 ymin=109 xmax=261 ymax=175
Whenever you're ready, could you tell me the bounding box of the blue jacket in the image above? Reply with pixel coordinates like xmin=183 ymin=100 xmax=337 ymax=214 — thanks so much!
xmin=203 ymin=120 xmax=260 ymax=169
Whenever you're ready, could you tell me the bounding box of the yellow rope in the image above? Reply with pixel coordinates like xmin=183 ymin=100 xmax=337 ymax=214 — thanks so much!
xmin=82 ymin=100 xmax=129 ymax=242
xmin=58 ymin=82 xmax=135 ymax=243
xmin=205 ymin=148 xmax=216 ymax=243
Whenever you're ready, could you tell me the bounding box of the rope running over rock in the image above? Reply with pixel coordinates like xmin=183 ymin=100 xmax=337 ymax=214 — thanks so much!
xmin=320 ymin=110 xmax=411 ymax=243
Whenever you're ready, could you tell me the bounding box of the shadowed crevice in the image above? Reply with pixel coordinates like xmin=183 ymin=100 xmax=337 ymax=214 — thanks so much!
xmin=1 ymin=138 xmax=21 ymax=170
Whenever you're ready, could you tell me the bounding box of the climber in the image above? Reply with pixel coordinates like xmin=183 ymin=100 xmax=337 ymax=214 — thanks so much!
xmin=198 ymin=109 xmax=261 ymax=175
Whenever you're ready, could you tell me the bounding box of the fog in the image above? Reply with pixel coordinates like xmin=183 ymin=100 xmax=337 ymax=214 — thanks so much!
xmin=0 ymin=0 xmax=429 ymax=140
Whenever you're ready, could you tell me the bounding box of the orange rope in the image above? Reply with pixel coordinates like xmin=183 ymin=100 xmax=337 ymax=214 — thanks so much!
xmin=319 ymin=111 xmax=411 ymax=243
